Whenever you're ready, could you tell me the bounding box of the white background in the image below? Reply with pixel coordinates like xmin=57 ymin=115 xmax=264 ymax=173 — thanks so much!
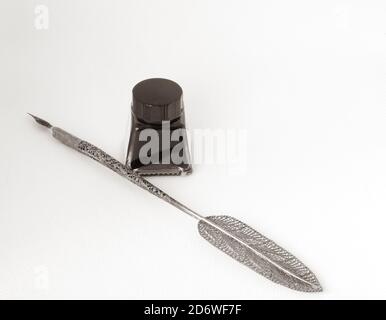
xmin=1 ymin=0 xmax=386 ymax=299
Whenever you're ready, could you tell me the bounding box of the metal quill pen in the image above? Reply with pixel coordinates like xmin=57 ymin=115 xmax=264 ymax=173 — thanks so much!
xmin=29 ymin=114 xmax=322 ymax=292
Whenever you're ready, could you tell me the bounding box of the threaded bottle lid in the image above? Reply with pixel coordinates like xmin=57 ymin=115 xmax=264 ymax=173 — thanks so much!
xmin=132 ymin=78 xmax=183 ymax=124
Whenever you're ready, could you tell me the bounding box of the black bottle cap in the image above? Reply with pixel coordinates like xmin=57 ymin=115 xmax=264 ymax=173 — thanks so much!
xmin=132 ymin=78 xmax=183 ymax=124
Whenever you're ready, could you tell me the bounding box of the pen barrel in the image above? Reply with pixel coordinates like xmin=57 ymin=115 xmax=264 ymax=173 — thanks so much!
xmin=52 ymin=127 xmax=167 ymax=195
xmin=51 ymin=127 xmax=201 ymax=219
xmin=52 ymin=127 xmax=82 ymax=149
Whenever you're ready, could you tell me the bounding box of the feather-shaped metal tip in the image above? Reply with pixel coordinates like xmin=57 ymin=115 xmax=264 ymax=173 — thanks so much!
xmin=28 ymin=113 xmax=52 ymax=129
xmin=198 ymin=216 xmax=323 ymax=292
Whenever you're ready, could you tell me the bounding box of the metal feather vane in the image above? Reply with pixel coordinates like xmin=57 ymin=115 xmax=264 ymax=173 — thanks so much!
xmin=28 ymin=114 xmax=322 ymax=292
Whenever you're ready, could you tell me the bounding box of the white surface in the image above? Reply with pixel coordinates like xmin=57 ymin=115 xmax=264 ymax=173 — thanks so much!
xmin=1 ymin=0 xmax=386 ymax=299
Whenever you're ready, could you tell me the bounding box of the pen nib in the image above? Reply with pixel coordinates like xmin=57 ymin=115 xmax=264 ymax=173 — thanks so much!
xmin=28 ymin=113 xmax=52 ymax=129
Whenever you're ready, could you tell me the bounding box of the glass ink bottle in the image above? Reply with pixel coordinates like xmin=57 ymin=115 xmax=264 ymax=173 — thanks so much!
xmin=126 ymin=78 xmax=192 ymax=176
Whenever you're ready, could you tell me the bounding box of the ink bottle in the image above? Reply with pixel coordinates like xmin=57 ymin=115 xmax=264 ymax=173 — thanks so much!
xmin=126 ymin=78 xmax=192 ymax=176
